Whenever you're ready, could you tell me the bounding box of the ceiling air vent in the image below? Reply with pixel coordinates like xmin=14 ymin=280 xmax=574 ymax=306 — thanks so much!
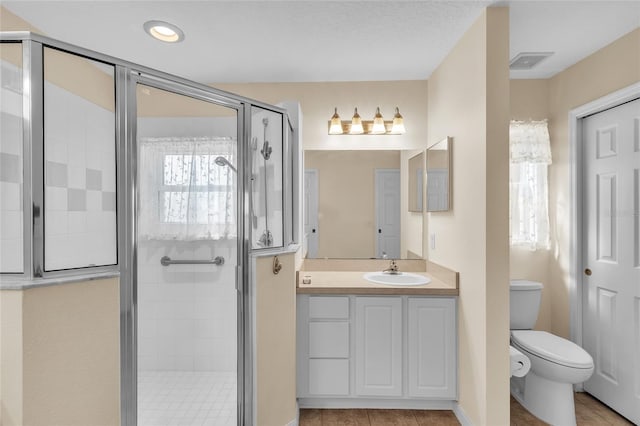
xmin=509 ymin=52 xmax=554 ymax=70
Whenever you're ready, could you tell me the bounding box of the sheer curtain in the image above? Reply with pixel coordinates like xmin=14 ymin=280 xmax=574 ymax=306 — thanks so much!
xmin=509 ymin=120 xmax=552 ymax=250
xmin=138 ymin=137 xmax=237 ymax=241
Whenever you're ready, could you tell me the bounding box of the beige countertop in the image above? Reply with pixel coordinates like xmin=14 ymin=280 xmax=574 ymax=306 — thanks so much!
xmin=296 ymin=271 xmax=458 ymax=296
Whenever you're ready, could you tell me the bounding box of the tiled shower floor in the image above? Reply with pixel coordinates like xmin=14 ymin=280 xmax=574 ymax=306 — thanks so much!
xmin=138 ymin=371 xmax=237 ymax=426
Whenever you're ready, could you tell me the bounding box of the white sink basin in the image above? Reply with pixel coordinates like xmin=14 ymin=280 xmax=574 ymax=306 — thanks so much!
xmin=363 ymin=272 xmax=431 ymax=286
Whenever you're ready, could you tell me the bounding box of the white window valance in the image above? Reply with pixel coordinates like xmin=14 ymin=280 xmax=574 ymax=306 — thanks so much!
xmin=509 ymin=119 xmax=552 ymax=164
xmin=509 ymin=120 xmax=552 ymax=250
xmin=138 ymin=136 xmax=237 ymax=241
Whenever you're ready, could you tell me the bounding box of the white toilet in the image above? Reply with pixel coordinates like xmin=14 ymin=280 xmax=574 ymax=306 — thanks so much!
xmin=510 ymin=280 xmax=594 ymax=426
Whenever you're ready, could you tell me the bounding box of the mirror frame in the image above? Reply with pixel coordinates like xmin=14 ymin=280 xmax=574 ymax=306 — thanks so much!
xmin=426 ymin=136 xmax=452 ymax=212
xmin=408 ymin=152 xmax=424 ymax=212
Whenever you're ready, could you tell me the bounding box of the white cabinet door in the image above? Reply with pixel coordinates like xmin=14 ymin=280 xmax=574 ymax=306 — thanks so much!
xmin=355 ymin=297 xmax=402 ymax=396
xmin=407 ymin=297 xmax=457 ymax=398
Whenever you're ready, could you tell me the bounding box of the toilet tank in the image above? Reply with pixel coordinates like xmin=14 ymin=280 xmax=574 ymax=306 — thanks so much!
xmin=510 ymin=280 xmax=543 ymax=330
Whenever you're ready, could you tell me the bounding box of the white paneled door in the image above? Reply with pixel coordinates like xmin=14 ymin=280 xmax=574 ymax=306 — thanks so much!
xmin=375 ymin=169 xmax=401 ymax=259
xmin=582 ymin=98 xmax=640 ymax=424
xmin=304 ymin=169 xmax=319 ymax=258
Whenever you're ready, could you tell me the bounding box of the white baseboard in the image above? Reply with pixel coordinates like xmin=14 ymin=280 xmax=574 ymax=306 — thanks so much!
xmin=286 ymin=418 xmax=298 ymax=426
xmin=298 ymin=397 xmax=455 ymax=410
xmin=453 ymin=402 xmax=473 ymax=426
xmin=287 ymin=400 xmax=299 ymax=426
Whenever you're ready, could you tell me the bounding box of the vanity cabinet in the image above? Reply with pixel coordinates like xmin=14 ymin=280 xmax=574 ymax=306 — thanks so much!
xmin=297 ymin=294 xmax=457 ymax=406
xmin=355 ymin=297 xmax=402 ymax=396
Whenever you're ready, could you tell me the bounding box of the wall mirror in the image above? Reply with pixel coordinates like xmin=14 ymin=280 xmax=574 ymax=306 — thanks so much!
xmin=408 ymin=152 xmax=424 ymax=212
xmin=426 ymin=137 xmax=451 ymax=212
xmin=304 ymin=150 xmax=422 ymax=260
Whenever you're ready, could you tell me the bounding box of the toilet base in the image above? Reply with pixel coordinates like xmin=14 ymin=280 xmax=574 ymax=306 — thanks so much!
xmin=510 ymin=371 xmax=577 ymax=426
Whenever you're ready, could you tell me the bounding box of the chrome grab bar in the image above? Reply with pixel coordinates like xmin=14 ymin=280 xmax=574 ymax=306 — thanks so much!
xmin=160 ymin=255 xmax=225 ymax=267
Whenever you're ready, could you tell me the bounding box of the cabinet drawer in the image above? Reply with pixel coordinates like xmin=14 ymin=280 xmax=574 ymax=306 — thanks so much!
xmin=309 ymin=359 xmax=349 ymax=395
xmin=309 ymin=296 xmax=349 ymax=319
xmin=309 ymin=321 xmax=349 ymax=358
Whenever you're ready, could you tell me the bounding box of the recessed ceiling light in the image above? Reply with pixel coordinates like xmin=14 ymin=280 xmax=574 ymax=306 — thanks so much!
xmin=143 ymin=20 xmax=184 ymax=43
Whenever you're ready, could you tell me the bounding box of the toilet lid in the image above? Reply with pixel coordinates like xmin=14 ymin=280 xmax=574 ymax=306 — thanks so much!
xmin=510 ymin=280 xmax=543 ymax=291
xmin=511 ymin=330 xmax=593 ymax=369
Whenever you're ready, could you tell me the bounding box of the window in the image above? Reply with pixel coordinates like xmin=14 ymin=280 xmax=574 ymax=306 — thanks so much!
xmin=160 ymin=153 xmax=234 ymax=225
xmin=509 ymin=120 xmax=552 ymax=250
xmin=138 ymin=137 xmax=237 ymax=240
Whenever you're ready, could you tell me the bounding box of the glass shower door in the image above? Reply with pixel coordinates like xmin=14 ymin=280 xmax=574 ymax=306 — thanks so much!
xmin=134 ymin=83 xmax=240 ymax=426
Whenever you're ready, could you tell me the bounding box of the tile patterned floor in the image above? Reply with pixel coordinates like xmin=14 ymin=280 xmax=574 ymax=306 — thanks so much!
xmin=138 ymin=371 xmax=236 ymax=426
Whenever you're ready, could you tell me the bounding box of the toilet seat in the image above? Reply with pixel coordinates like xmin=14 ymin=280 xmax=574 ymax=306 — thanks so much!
xmin=511 ymin=330 xmax=593 ymax=369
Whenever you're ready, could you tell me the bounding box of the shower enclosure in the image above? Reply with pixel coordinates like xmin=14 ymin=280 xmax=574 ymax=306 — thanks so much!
xmin=135 ymin=84 xmax=241 ymax=426
xmin=0 ymin=32 xmax=295 ymax=426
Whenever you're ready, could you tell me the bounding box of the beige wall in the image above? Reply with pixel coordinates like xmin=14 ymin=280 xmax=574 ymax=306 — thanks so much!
xmin=305 ymin=150 xmax=400 ymax=259
xmin=214 ymin=82 xmax=428 ymax=261
xmin=427 ymin=8 xmax=510 ymax=425
xmin=255 ymin=254 xmax=297 ymax=426
xmin=546 ymin=28 xmax=640 ymax=339
xmin=213 ymin=81 xmax=429 ymax=151
xmin=510 ymin=28 xmax=640 ymax=340
xmin=0 ymin=278 xmax=120 ymax=426
xmin=509 ymin=79 xmax=553 ymax=333
xmin=0 ymin=6 xmax=40 ymax=33
xmin=1 ymin=7 xmax=115 ymax=112
xmin=0 ymin=291 xmax=23 ymax=426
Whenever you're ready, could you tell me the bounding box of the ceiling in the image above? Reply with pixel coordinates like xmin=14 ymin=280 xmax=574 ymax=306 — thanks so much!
xmin=3 ymin=1 xmax=639 ymax=84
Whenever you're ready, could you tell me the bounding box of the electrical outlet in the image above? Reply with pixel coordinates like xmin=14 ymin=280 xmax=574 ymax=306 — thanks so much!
xmin=430 ymin=233 xmax=436 ymax=250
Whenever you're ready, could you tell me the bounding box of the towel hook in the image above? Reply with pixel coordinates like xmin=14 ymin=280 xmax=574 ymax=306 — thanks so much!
xmin=273 ymin=256 xmax=282 ymax=275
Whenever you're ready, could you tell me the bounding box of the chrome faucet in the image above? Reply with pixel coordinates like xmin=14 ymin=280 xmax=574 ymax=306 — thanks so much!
xmin=382 ymin=259 xmax=399 ymax=275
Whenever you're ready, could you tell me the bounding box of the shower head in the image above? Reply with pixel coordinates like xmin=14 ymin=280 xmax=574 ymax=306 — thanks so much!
xmin=214 ymin=156 xmax=237 ymax=173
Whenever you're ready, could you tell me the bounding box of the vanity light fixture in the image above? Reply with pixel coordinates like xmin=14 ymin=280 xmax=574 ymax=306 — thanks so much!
xmin=143 ymin=20 xmax=185 ymax=43
xmin=327 ymin=106 xmax=406 ymax=135
xmin=391 ymin=107 xmax=406 ymax=134
xmin=350 ymin=108 xmax=364 ymax=135
xmin=328 ymin=108 xmax=343 ymax=135
xmin=371 ymin=107 xmax=386 ymax=134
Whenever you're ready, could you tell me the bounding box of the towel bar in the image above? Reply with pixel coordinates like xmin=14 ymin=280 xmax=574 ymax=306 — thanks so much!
xmin=160 ymin=255 xmax=225 ymax=266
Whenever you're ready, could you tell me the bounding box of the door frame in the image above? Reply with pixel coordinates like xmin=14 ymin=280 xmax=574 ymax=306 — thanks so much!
xmin=568 ymin=82 xmax=640 ymax=369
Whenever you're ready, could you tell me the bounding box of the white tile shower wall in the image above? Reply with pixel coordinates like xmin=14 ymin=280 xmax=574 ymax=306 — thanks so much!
xmin=43 ymin=82 xmax=117 ymax=271
xmin=137 ymin=239 xmax=238 ymax=372
xmin=0 ymin=60 xmax=24 ymax=273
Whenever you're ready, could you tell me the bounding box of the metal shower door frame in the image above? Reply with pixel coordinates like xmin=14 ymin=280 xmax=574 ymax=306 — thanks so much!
xmin=123 ymin=71 xmax=250 ymax=426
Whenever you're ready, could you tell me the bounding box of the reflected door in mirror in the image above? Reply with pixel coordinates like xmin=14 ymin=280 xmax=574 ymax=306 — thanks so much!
xmin=376 ymin=169 xmax=401 ymax=259
xmin=304 ymin=169 xmax=319 ymax=258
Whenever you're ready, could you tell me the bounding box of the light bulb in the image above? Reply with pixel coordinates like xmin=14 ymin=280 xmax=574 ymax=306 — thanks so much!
xmin=349 ymin=107 xmax=364 ymax=135
xmin=371 ymin=107 xmax=386 ymax=134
